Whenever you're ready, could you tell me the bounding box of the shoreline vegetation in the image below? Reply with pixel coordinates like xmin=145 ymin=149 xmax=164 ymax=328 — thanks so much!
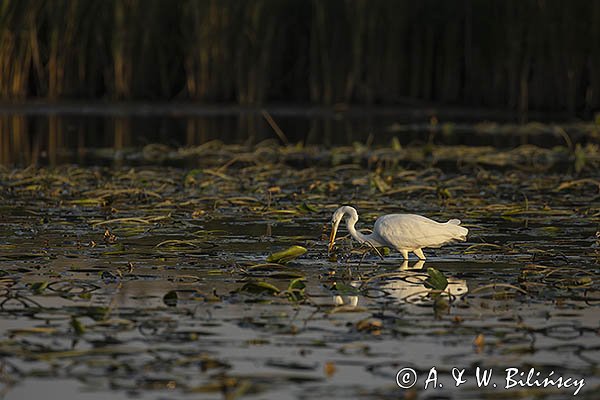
xmin=1 ymin=1 xmax=600 ymax=114
xmin=1 ymin=131 xmax=599 ymax=174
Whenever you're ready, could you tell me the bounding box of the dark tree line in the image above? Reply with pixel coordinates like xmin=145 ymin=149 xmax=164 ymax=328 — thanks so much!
xmin=1 ymin=0 xmax=599 ymax=114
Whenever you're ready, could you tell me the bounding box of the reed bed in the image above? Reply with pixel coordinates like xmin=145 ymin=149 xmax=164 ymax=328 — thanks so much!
xmin=1 ymin=0 xmax=600 ymax=113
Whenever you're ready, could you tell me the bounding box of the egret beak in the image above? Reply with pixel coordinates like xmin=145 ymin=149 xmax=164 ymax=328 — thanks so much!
xmin=328 ymin=220 xmax=340 ymax=253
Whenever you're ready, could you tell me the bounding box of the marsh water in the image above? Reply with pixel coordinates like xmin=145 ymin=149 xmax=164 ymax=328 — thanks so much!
xmin=0 ymin=109 xmax=599 ymax=399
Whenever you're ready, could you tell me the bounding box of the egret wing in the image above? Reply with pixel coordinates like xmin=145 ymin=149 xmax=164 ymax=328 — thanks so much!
xmin=374 ymin=214 xmax=466 ymax=250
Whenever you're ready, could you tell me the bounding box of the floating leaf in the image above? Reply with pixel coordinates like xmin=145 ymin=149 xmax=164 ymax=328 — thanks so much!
xmin=71 ymin=317 xmax=86 ymax=335
xmin=473 ymin=333 xmax=485 ymax=353
xmin=356 ymin=318 xmax=383 ymax=333
xmin=324 ymin=361 xmax=337 ymax=377
xmin=9 ymin=327 xmax=57 ymax=336
xmin=285 ymin=278 xmax=306 ymax=302
xmin=425 ymin=267 xmax=448 ymax=291
xmin=266 ymin=245 xmax=307 ymax=264
xmin=86 ymin=306 xmax=110 ymax=321
xmin=287 ymin=278 xmax=306 ymax=291
xmin=30 ymin=281 xmax=48 ymax=294
xmin=238 ymin=281 xmax=280 ymax=295
xmin=163 ymin=290 xmax=178 ymax=307
xmin=433 ymin=296 xmax=449 ymax=314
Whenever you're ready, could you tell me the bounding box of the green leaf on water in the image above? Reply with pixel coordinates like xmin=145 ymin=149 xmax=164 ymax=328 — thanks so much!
xmin=30 ymin=281 xmax=48 ymax=294
xmin=163 ymin=290 xmax=178 ymax=307
xmin=238 ymin=281 xmax=280 ymax=295
xmin=425 ymin=267 xmax=448 ymax=291
xmin=71 ymin=317 xmax=86 ymax=335
xmin=287 ymin=277 xmax=306 ymax=291
xmin=286 ymin=278 xmax=306 ymax=302
xmin=86 ymin=306 xmax=110 ymax=321
xmin=266 ymin=245 xmax=307 ymax=264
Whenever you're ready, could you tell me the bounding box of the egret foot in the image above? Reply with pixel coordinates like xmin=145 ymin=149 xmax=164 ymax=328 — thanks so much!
xmin=401 ymin=250 xmax=409 ymax=260
xmin=413 ymin=248 xmax=426 ymax=260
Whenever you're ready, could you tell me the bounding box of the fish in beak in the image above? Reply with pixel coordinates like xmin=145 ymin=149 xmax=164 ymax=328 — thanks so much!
xmin=328 ymin=219 xmax=341 ymax=253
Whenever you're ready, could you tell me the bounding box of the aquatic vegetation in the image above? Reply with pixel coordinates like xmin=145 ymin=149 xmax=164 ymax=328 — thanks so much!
xmin=0 ymin=143 xmax=599 ymax=399
xmin=266 ymin=245 xmax=308 ymax=264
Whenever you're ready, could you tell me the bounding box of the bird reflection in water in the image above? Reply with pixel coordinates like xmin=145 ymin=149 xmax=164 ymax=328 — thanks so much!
xmin=331 ymin=260 xmax=468 ymax=308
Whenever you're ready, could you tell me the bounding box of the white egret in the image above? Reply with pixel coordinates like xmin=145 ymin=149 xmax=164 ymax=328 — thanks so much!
xmin=328 ymin=206 xmax=468 ymax=259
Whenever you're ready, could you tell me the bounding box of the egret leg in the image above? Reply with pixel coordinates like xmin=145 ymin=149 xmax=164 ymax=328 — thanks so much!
xmin=400 ymin=250 xmax=409 ymax=260
xmin=400 ymin=260 xmax=409 ymax=270
xmin=414 ymin=248 xmax=426 ymax=260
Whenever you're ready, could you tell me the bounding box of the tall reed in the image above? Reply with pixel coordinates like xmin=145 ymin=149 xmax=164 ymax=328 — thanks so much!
xmin=0 ymin=0 xmax=599 ymax=113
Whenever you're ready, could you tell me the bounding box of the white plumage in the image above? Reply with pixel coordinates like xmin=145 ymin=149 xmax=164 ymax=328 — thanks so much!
xmin=328 ymin=206 xmax=468 ymax=259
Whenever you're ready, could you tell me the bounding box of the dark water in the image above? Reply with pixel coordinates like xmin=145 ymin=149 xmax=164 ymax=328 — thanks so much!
xmin=1 ymin=104 xmax=596 ymax=166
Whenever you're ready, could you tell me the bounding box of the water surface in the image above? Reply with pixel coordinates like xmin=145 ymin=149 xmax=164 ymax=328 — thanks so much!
xmin=0 ymin=149 xmax=598 ymax=398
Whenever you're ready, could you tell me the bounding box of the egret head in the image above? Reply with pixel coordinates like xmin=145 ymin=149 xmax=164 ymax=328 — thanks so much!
xmin=328 ymin=206 xmax=357 ymax=252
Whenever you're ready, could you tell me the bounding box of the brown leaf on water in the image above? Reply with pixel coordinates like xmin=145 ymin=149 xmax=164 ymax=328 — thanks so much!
xmin=404 ymin=389 xmax=418 ymax=400
xmin=9 ymin=327 xmax=57 ymax=336
xmin=356 ymin=318 xmax=383 ymax=333
xmin=324 ymin=361 xmax=336 ymax=377
xmin=473 ymin=333 xmax=485 ymax=352
xmin=103 ymin=228 xmax=117 ymax=244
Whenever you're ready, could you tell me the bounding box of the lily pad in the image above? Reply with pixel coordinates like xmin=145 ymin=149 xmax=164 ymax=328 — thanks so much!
xmin=163 ymin=290 xmax=178 ymax=307
xmin=266 ymin=245 xmax=307 ymax=264
xmin=425 ymin=267 xmax=448 ymax=291
xmin=30 ymin=281 xmax=49 ymax=294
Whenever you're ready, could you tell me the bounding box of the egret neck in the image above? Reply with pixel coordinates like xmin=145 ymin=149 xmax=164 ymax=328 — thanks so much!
xmin=328 ymin=206 xmax=381 ymax=252
xmin=345 ymin=212 xmax=374 ymax=245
